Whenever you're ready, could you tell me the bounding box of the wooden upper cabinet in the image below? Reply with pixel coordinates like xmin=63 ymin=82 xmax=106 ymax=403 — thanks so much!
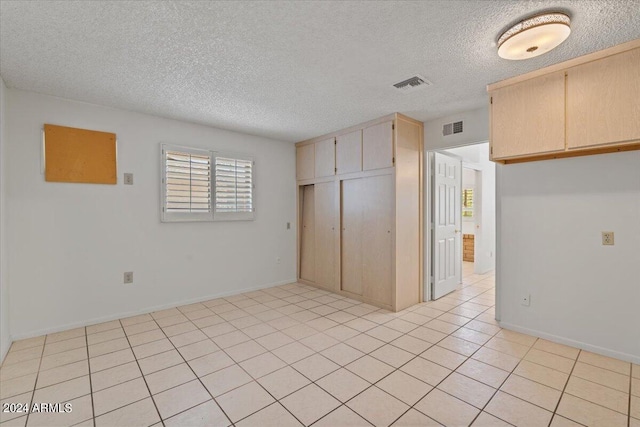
xmin=314 ymin=138 xmax=335 ymax=178
xmin=336 ymin=130 xmax=362 ymax=174
xmin=296 ymin=144 xmax=314 ymax=180
xmin=566 ymin=48 xmax=640 ymax=150
xmin=491 ymin=72 xmax=566 ymax=160
xmin=363 ymin=121 xmax=394 ymax=170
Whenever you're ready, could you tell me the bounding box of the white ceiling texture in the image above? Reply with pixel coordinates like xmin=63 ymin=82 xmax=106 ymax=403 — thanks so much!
xmin=1 ymin=1 xmax=639 ymax=142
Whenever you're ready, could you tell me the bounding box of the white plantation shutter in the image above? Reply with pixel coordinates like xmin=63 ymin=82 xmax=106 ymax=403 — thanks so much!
xmin=161 ymin=145 xmax=213 ymax=222
xmin=215 ymin=155 xmax=254 ymax=220
xmin=161 ymin=144 xmax=254 ymax=222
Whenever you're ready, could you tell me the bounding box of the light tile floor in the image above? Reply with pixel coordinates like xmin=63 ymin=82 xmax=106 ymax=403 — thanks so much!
xmin=1 ymin=265 xmax=638 ymax=427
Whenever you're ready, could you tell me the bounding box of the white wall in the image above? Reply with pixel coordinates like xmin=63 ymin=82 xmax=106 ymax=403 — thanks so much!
xmin=0 ymin=76 xmax=10 ymax=361
xmin=497 ymin=152 xmax=640 ymax=362
xmin=424 ymin=106 xmax=489 ymax=150
xmin=6 ymin=89 xmax=296 ymax=339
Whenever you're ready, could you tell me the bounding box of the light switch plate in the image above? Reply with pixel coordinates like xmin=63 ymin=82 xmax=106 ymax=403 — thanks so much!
xmin=124 ymin=173 xmax=133 ymax=185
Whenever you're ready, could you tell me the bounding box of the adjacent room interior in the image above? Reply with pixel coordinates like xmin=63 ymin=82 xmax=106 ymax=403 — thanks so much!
xmin=0 ymin=1 xmax=638 ymax=426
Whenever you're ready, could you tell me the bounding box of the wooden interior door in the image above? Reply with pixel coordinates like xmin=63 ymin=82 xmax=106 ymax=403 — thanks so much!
xmin=432 ymin=152 xmax=461 ymax=299
xmin=566 ymin=48 xmax=640 ymax=149
xmin=363 ymin=121 xmax=394 ymax=170
xmin=314 ymin=182 xmax=336 ymax=290
xmin=362 ymin=174 xmax=394 ymax=305
xmin=340 ymin=178 xmax=363 ymax=296
xmin=300 ymin=185 xmax=315 ymax=282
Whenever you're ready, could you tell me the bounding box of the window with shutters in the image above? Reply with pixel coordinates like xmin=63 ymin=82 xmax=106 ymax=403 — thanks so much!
xmin=160 ymin=144 xmax=254 ymax=222
xmin=214 ymin=155 xmax=254 ymax=220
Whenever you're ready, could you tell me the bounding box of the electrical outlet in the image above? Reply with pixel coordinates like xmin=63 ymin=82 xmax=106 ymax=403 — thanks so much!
xmin=286 ymin=222 xmax=291 ymax=230
xmin=276 ymin=257 xmax=281 ymax=264
xmin=124 ymin=272 xmax=133 ymax=284
xmin=602 ymin=231 xmax=614 ymax=245
xmin=521 ymin=293 xmax=530 ymax=307
xmin=124 ymin=173 xmax=134 ymax=185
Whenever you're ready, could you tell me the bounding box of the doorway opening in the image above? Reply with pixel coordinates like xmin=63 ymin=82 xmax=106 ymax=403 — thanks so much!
xmin=427 ymin=142 xmax=495 ymax=300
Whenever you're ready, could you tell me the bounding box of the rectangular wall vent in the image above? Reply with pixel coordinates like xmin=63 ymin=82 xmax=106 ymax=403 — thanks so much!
xmin=393 ymin=75 xmax=432 ymax=93
xmin=443 ymin=121 xmax=464 ymax=136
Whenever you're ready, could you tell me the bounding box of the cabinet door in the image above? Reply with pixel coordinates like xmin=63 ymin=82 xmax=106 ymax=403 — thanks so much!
xmin=314 ymin=182 xmax=336 ymax=290
xmin=566 ymin=48 xmax=640 ymax=149
xmin=299 ymin=185 xmax=315 ymax=282
xmin=315 ymin=138 xmax=335 ymax=178
xmin=340 ymin=178 xmax=363 ymax=296
xmin=361 ymin=174 xmax=393 ymax=306
xmin=363 ymin=121 xmax=394 ymax=170
xmin=491 ymin=72 xmax=565 ymax=159
xmin=336 ymin=130 xmax=362 ymax=174
xmin=296 ymin=144 xmax=314 ymax=180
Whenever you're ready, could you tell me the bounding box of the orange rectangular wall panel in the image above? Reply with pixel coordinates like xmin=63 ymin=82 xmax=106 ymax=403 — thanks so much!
xmin=44 ymin=124 xmax=117 ymax=184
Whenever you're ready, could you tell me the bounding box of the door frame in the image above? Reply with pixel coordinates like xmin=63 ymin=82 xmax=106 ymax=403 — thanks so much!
xmin=424 ymin=141 xmax=497 ymax=319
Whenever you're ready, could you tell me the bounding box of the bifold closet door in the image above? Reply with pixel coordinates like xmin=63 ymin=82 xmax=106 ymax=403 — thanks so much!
xmin=314 ymin=182 xmax=336 ymax=290
xmin=300 ymin=185 xmax=315 ymax=282
xmin=341 ymin=178 xmax=363 ymax=296
xmin=361 ymin=174 xmax=393 ymax=305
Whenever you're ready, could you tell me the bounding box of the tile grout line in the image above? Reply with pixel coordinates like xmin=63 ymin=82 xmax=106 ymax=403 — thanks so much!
xmin=83 ymin=327 xmax=96 ymax=427
xmin=167 ymin=296 xmax=331 ymax=427
xmin=11 ymin=273 xmax=633 ymax=427
xmin=393 ymin=305 xmax=509 ymax=427
xmin=5 ymin=278 xmax=492 ymax=424
xmin=23 ymin=334 xmax=47 ymax=427
xmin=628 ymin=363 xmax=632 ymax=427
xmin=466 ymin=336 xmax=542 ymax=427
xmin=162 ymin=287 xmax=405 ymax=426
xmin=548 ymin=348 xmax=581 ymax=426
xmin=115 ymin=318 xmax=165 ymax=427
xmin=146 ymin=314 xmax=246 ymax=427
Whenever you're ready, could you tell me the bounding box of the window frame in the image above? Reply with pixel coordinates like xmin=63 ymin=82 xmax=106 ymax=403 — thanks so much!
xmin=160 ymin=144 xmax=255 ymax=223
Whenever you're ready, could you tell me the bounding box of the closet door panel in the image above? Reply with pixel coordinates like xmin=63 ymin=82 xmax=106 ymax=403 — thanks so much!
xmin=300 ymin=185 xmax=315 ymax=282
xmin=315 ymin=182 xmax=336 ymax=290
xmin=362 ymin=174 xmax=394 ymax=305
xmin=340 ymin=179 xmax=363 ymax=296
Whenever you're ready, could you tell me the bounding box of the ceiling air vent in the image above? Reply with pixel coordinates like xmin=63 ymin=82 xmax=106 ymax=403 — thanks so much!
xmin=393 ymin=75 xmax=432 ymax=93
xmin=443 ymin=121 xmax=464 ymax=136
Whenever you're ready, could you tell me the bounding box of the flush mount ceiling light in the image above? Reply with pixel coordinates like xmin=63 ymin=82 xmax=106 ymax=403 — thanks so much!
xmin=498 ymin=12 xmax=571 ymax=60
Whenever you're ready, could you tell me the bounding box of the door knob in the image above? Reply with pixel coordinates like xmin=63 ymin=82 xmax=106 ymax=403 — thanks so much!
xmin=455 ymin=229 xmax=461 ymax=233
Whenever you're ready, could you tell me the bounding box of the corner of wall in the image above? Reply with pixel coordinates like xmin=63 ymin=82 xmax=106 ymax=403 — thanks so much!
xmin=0 ymin=75 xmax=11 ymax=362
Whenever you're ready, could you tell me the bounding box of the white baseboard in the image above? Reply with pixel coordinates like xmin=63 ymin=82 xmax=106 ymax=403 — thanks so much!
xmin=10 ymin=278 xmax=297 ymax=341
xmin=499 ymin=321 xmax=640 ymax=365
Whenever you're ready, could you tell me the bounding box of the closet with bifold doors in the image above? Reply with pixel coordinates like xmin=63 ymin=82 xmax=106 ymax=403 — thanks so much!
xmin=296 ymin=113 xmax=423 ymax=312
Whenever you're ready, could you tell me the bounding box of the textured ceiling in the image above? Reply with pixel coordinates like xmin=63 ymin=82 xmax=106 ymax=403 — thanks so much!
xmin=1 ymin=1 xmax=639 ymax=142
